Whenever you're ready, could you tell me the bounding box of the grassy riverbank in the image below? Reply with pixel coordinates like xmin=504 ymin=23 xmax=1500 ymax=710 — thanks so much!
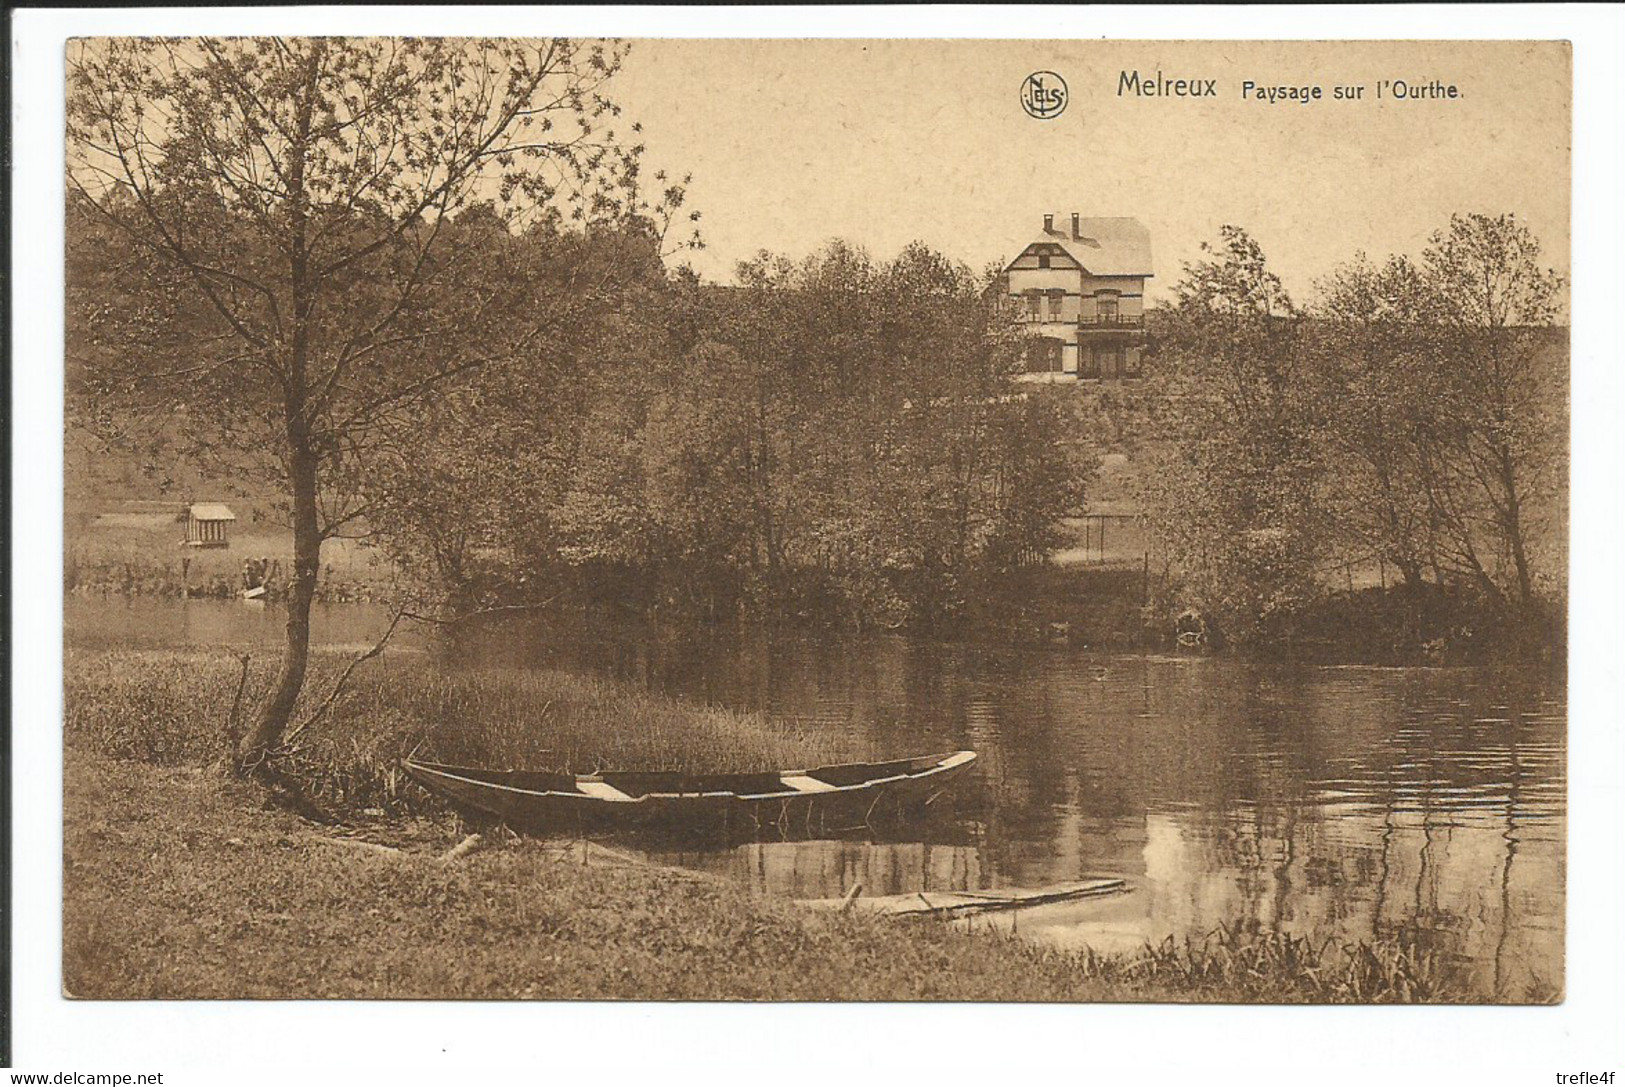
xmin=64 ymin=647 xmax=1496 ymax=1003
xmin=64 ymin=750 xmax=1481 ymax=1002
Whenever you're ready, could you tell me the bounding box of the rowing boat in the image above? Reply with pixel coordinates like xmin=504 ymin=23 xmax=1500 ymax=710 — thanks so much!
xmin=401 ymin=750 xmax=978 ymax=837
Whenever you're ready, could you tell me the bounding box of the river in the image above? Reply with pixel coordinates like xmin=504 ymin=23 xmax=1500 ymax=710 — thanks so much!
xmin=67 ymin=597 xmax=1566 ymax=998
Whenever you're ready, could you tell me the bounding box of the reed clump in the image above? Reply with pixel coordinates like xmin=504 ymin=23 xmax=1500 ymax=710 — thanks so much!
xmin=1034 ymin=921 xmax=1475 ymax=1003
xmin=64 ymin=647 xmax=858 ymax=815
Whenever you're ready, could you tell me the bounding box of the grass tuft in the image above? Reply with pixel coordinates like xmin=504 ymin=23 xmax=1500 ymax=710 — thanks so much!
xmin=1081 ymin=922 xmax=1472 ymax=1004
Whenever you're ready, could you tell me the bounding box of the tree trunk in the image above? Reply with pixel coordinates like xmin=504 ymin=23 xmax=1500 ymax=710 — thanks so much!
xmin=235 ymin=50 xmax=322 ymax=776
xmin=235 ymin=446 xmax=321 ymax=774
xmin=1392 ymin=555 xmax=1424 ymax=593
xmin=1497 ymin=447 xmax=1534 ymax=609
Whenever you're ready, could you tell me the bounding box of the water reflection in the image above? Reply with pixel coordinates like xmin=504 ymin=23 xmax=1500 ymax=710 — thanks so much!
xmin=66 ymin=599 xmax=1564 ymax=998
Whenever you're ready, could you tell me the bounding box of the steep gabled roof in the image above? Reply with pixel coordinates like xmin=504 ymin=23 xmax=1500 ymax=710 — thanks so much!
xmin=1010 ymin=216 xmax=1153 ymax=277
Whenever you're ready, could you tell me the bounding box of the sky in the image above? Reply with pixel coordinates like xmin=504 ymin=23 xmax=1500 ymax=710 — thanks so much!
xmin=608 ymin=39 xmax=1570 ymax=305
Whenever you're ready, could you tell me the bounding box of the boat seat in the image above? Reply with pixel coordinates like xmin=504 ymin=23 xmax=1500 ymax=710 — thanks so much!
xmin=778 ymin=774 xmax=839 ymax=794
xmin=575 ymin=780 xmax=634 ymax=801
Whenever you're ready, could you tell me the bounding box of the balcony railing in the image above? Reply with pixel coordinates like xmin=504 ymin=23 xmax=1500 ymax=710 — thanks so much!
xmin=1013 ymin=311 xmax=1147 ymax=329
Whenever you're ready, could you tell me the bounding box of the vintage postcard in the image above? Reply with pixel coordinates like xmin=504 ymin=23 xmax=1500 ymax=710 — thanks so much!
xmin=58 ymin=36 xmax=1569 ymax=1010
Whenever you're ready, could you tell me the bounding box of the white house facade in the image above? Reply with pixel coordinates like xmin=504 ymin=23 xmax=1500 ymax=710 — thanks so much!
xmin=1005 ymin=214 xmax=1152 ymax=381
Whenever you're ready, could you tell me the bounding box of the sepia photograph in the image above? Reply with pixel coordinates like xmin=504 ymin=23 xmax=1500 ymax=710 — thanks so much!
xmin=52 ymin=33 xmax=1577 ymax=1010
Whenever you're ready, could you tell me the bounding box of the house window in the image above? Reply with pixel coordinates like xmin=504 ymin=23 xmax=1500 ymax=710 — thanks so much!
xmin=1037 ymin=251 xmax=1051 ymax=269
xmin=1123 ymin=348 xmax=1143 ymax=378
xmin=1094 ymin=292 xmax=1120 ymax=323
xmin=1079 ymin=341 xmax=1101 ymax=378
xmin=1045 ymin=290 xmax=1064 ymax=322
xmin=1025 ymin=338 xmax=1064 ymax=374
xmin=1024 ymin=291 xmax=1042 ymax=322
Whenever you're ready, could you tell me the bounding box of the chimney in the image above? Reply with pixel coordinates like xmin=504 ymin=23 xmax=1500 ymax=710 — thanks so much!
xmin=1071 ymin=213 xmax=1081 ymax=239
xmin=1043 ymin=214 xmax=1054 ymax=234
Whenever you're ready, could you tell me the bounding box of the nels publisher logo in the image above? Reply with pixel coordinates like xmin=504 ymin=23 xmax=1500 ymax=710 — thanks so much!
xmin=1020 ymin=70 xmax=1068 ymax=120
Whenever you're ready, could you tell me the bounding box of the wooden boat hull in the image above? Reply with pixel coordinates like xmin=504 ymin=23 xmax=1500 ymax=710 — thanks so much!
xmin=401 ymin=751 xmax=978 ymax=838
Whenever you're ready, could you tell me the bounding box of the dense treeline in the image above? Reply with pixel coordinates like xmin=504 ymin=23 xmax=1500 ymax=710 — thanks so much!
xmin=68 ymin=180 xmax=1089 ymax=637
xmin=69 ymin=198 xmax=1565 ymax=658
xmin=69 ymin=193 xmax=1564 ymax=659
xmin=1141 ymin=217 xmax=1565 ymax=655
xmin=366 ymin=237 xmax=1091 ymax=628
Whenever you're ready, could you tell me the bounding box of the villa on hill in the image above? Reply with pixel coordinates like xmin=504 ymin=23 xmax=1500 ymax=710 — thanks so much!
xmin=1005 ymin=214 xmax=1153 ymax=382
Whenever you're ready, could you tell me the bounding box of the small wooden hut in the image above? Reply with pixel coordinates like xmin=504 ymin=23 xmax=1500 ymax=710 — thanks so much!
xmin=183 ymin=502 xmax=236 ymax=548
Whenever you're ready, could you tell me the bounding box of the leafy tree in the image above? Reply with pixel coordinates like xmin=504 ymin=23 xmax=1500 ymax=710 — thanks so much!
xmin=1142 ymin=226 xmax=1329 ymax=640
xmin=1419 ymin=214 xmax=1563 ymax=609
xmin=1311 ymin=215 xmax=1564 ymax=613
xmin=363 ymin=215 xmax=681 ymax=613
xmin=66 ymin=37 xmax=691 ymax=773
xmin=1311 ymin=253 xmax=1440 ymax=592
xmin=548 ymin=240 xmax=1088 ymax=629
xmin=706 ymin=242 xmax=1082 ymax=625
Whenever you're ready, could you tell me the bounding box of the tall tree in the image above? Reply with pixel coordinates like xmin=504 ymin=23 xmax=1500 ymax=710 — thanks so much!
xmin=1312 ymin=253 xmax=1440 ymax=592
xmin=1142 ymin=226 xmax=1328 ymax=640
xmin=1420 ymin=213 xmax=1563 ymax=609
xmin=66 ymin=37 xmax=691 ymax=773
